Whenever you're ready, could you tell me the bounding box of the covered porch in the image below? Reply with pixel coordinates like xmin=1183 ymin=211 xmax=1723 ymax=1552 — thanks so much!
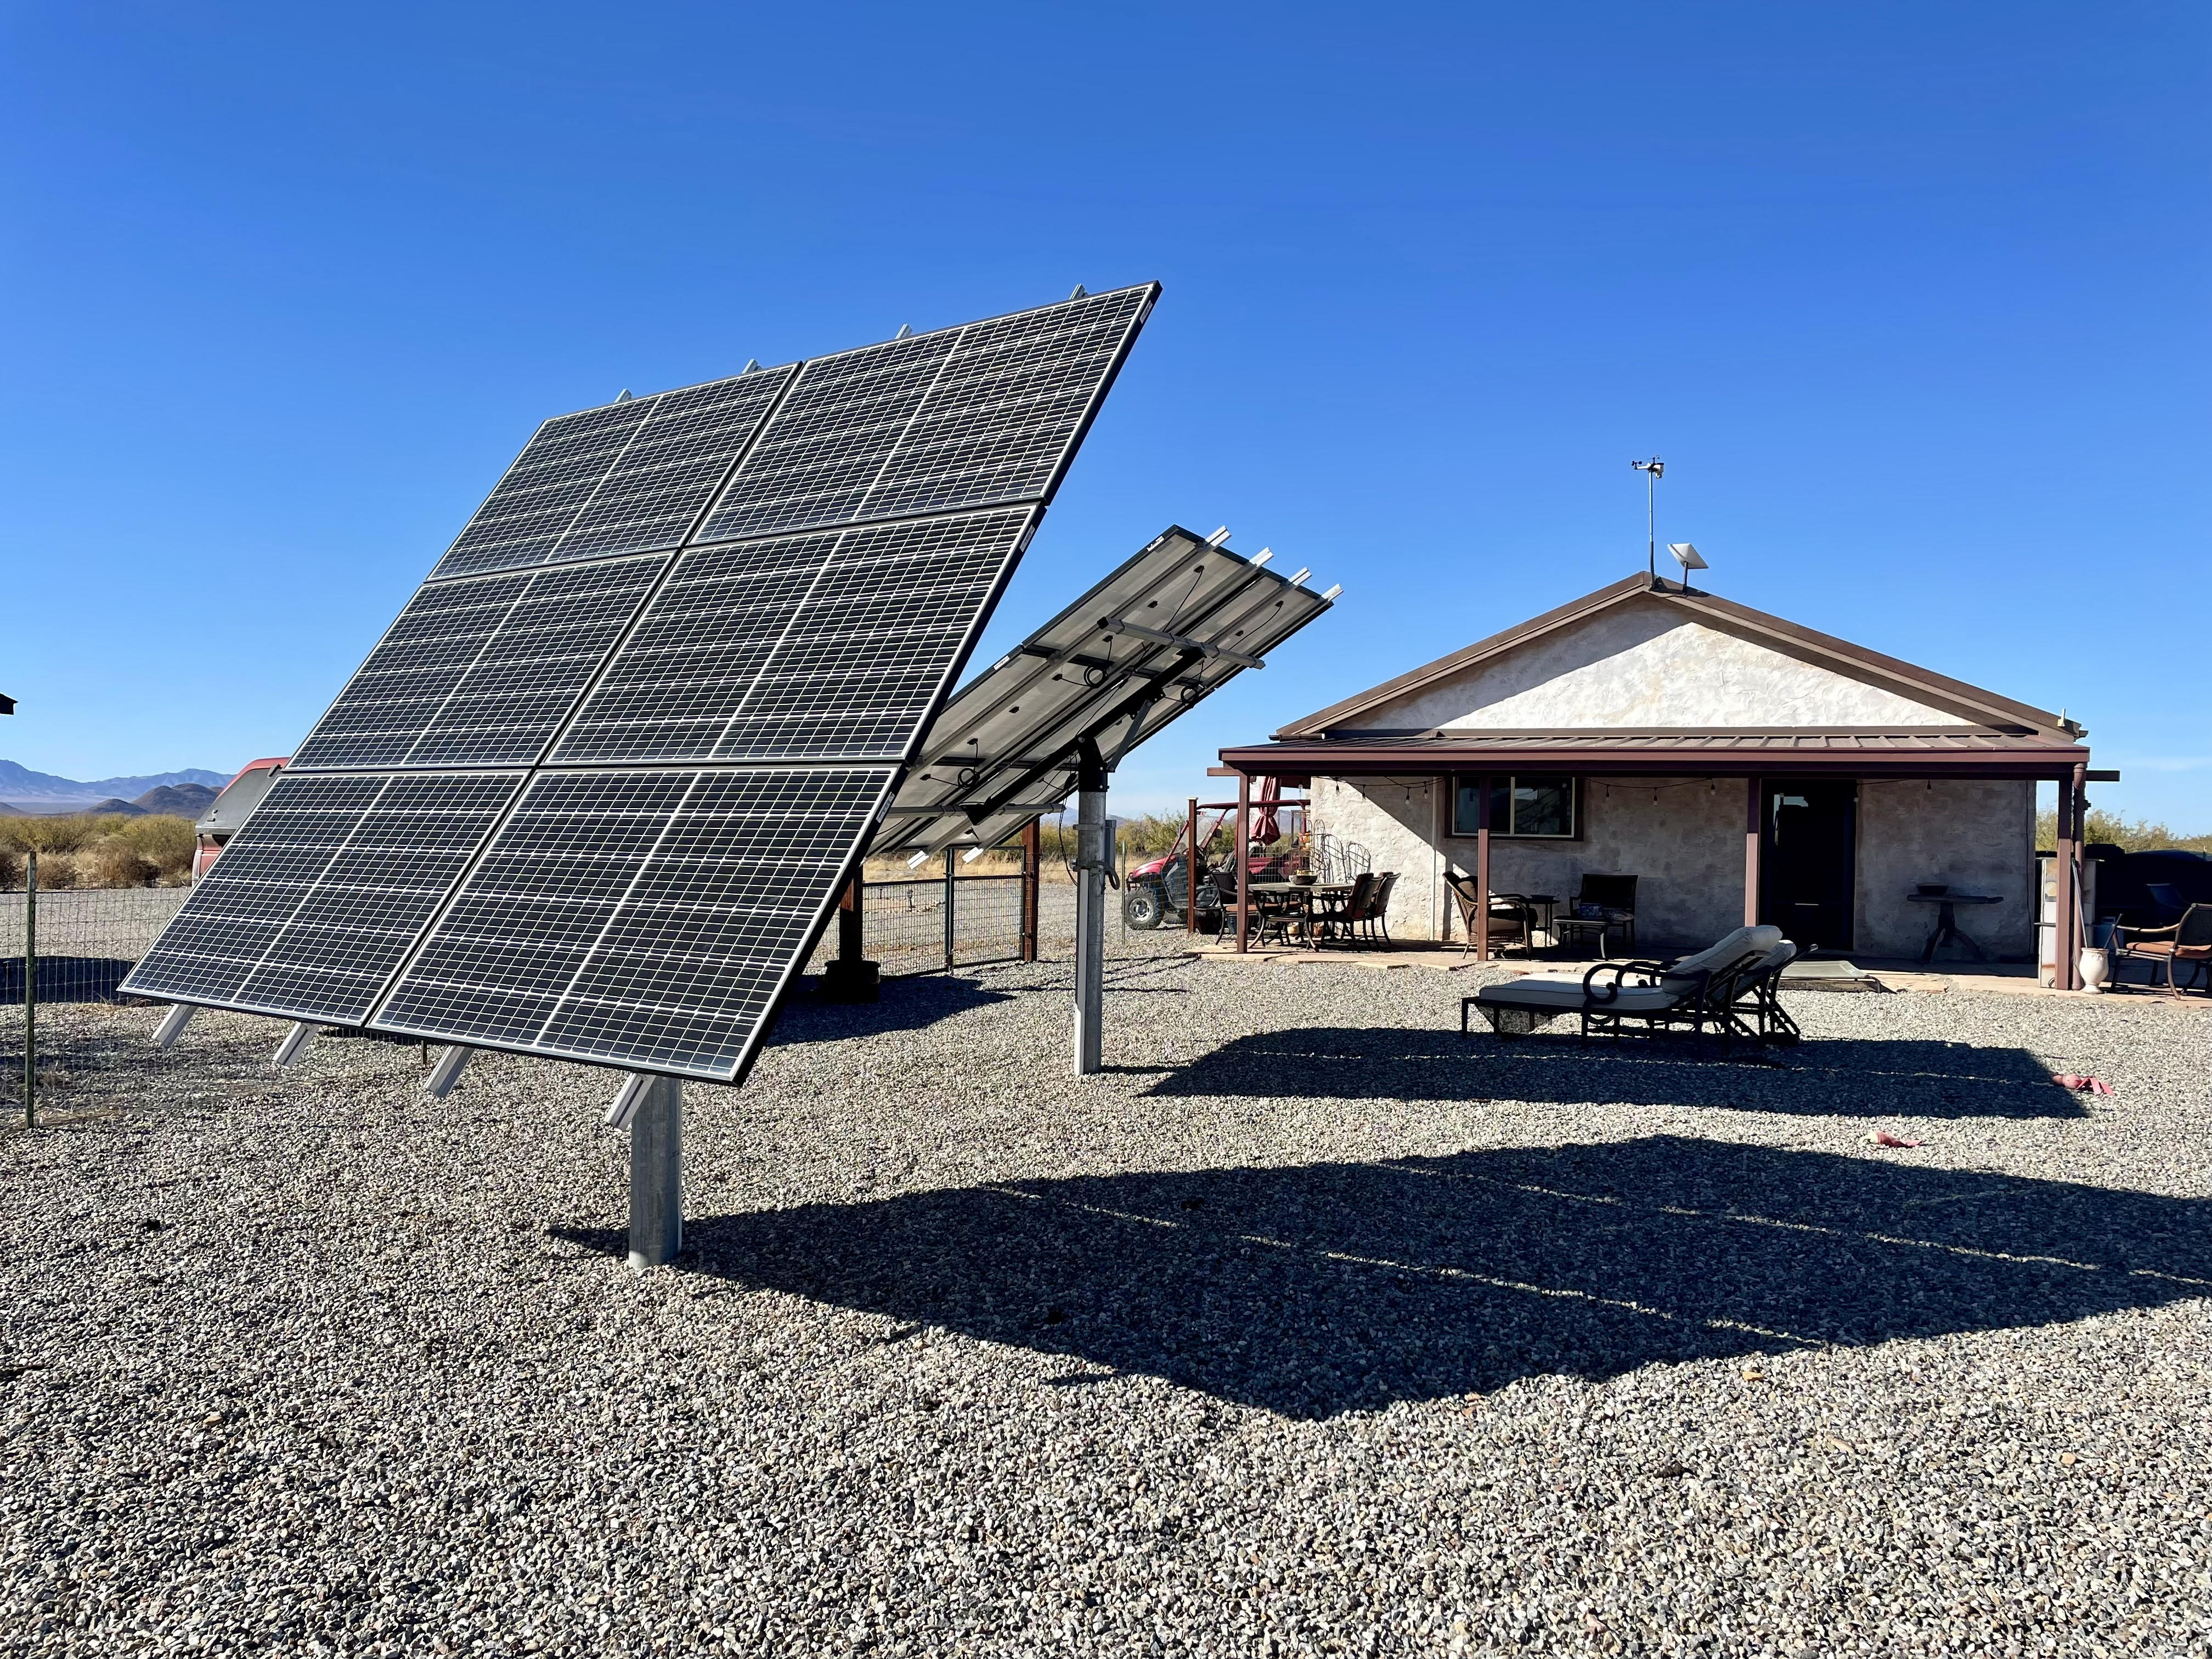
xmin=1217 ymin=733 xmax=2108 ymax=989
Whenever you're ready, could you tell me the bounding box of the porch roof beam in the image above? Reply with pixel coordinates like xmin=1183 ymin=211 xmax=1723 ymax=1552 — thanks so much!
xmin=1216 ymin=744 xmax=2089 ymax=782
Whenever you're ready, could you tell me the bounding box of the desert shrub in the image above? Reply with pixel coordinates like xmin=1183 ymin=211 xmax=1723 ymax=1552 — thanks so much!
xmin=0 ymin=848 xmax=19 ymax=889
xmin=27 ymin=851 xmax=82 ymax=889
xmin=2038 ymin=808 xmax=2212 ymax=855
xmin=115 ymin=815 xmax=196 ymax=881
xmin=81 ymin=839 xmax=159 ymax=888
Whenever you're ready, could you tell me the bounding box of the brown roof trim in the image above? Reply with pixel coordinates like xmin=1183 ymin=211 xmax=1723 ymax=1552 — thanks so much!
xmin=1222 ymin=737 xmax=2089 ymax=782
xmin=1271 ymin=574 xmax=2073 ymax=741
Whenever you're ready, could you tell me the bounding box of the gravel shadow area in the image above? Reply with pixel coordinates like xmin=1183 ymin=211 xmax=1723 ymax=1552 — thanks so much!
xmin=4 ymin=949 xmax=2210 ymax=1656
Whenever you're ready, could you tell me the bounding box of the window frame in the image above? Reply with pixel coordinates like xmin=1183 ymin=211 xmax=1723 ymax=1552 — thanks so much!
xmin=1450 ymin=775 xmax=1581 ymax=840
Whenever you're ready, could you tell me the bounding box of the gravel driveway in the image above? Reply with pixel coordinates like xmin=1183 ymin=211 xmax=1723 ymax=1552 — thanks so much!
xmin=4 ymin=952 xmax=2209 ymax=1656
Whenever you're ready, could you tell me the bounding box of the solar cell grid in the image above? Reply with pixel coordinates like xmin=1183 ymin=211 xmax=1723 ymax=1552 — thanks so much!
xmin=288 ymin=554 xmax=670 ymax=770
xmin=119 ymin=771 xmax=524 ymax=1024
xmin=430 ymin=364 xmax=797 ymax=580
xmin=374 ymin=767 xmax=892 ymax=1080
xmin=693 ymin=285 xmax=1151 ymax=544
xmin=548 ymin=507 xmax=1034 ymax=766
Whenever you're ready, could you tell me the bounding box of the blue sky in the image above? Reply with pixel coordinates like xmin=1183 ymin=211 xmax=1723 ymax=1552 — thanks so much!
xmin=4 ymin=3 xmax=2206 ymax=822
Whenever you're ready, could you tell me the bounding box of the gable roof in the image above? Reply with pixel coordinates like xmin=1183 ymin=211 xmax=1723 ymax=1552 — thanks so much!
xmin=1273 ymin=575 xmax=2078 ymax=741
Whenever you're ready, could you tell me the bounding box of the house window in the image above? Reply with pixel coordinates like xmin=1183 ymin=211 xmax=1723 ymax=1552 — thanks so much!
xmin=1452 ymin=776 xmax=1579 ymax=839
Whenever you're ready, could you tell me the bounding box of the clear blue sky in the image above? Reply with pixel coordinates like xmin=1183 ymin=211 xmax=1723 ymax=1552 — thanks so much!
xmin=5 ymin=3 xmax=2206 ymax=823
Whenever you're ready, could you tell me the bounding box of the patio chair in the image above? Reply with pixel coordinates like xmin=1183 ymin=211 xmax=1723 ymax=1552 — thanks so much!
xmin=1314 ymin=872 xmax=1375 ymax=943
xmin=2113 ymin=902 xmax=2212 ymax=996
xmin=1360 ymin=872 xmax=1399 ymax=944
xmin=1462 ymin=924 xmax=1785 ymax=1047
xmin=1552 ymin=874 xmax=1638 ymax=957
xmin=1726 ymin=938 xmax=1802 ymax=1044
xmin=1442 ymin=872 xmax=1535 ymax=958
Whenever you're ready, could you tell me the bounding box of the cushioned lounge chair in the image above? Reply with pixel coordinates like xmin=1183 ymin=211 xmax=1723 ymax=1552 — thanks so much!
xmin=1461 ymin=924 xmax=1787 ymax=1045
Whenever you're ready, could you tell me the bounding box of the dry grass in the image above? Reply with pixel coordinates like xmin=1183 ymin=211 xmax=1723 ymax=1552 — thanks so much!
xmin=0 ymin=813 xmax=196 ymax=888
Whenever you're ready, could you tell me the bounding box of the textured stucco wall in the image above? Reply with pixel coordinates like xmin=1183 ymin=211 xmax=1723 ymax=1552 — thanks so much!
xmin=1306 ymin=776 xmax=1446 ymax=940
xmin=1311 ymin=774 xmax=1746 ymax=947
xmin=1360 ymin=600 xmax=1972 ymax=732
xmin=1309 ymin=774 xmax=2036 ymax=957
xmin=1855 ymin=780 xmax=2035 ymax=959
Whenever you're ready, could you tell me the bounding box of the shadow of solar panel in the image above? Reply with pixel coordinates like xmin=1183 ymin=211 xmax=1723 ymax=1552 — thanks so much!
xmin=548 ymin=507 xmax=1035 ymax=766
xmin=371 ymin=767 xmax=893 ymax=1080
xmin=430 ymin=364 xmax=798 ymax=580
xmin=290 ymin=554 xmax=671 ymax=770
xmin=120 ymin=771 xmax=524 ymax=1024
xmin=692 ymin=285 xmax=1152 ymax=545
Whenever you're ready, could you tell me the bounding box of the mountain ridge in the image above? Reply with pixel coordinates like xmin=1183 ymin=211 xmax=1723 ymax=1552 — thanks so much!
xmin=0 ymin=760 xmax=231 ymax=806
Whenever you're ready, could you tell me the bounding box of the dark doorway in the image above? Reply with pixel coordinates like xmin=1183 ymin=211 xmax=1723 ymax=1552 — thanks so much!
xmin=1762 ymin=780 xmax=1856 ymax=951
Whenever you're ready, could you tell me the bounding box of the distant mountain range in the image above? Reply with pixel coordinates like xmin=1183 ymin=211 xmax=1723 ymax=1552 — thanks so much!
xmin=0 ymin=761 xmax=231 ymax=816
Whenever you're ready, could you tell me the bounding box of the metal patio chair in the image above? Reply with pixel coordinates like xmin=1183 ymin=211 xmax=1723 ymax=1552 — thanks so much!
xmin=2114 ymin=903 xmax=2212 ymax=996
xmin=1443 ymin=872 xmax=1535 ymax=958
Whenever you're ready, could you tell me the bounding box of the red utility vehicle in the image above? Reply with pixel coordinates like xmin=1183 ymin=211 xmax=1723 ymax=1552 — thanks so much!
xmin=1121 ymin=805 xmax=1302 ymax=930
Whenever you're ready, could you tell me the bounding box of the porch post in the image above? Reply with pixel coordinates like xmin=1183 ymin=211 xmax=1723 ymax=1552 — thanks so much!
xmin=1235 ymin=771 xmax=1252 ymax=954
xmin=1743 ymin=777 xmax=1762 ymax=928
xmin=2053 ymin=770 xmax=2078 ymax=990
xmin=1020 ymin=817 xmax=1041 ymax=962
xmin=1185 ymin=796 xmax=1199 ymax=937
xmin=1474 ymin=773 xmax=1492 ymax=961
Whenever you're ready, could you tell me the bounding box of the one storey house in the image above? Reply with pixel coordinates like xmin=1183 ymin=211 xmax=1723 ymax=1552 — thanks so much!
xmin=1219 ymin=574 xmax=2106 ymax=985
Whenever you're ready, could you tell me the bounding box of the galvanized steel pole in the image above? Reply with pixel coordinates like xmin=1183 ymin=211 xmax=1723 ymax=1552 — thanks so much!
xmin=628 ymin=1075 xmax=682 ymax=1269
xmin=1073 ymin=739 xmax=1108 ymax=1075
xmin=21 ymin=851 xmax=35 ymax=1129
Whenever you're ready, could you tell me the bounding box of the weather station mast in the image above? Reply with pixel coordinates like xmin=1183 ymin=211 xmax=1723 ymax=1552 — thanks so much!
xmin=1631 ymin=455 xmax=1707 ymax=584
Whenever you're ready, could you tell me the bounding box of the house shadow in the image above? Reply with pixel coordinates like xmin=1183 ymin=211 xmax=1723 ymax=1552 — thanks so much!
xmin=1141 ymin=1028 xmax=2086 ymax=1120
xmin=766 ymin=974 xmax=1017 ymax=1046
xmin=557 ymin=1136 xmax=2209 ymax=1418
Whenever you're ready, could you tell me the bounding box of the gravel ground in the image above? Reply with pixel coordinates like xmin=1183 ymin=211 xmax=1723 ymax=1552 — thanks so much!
xmin=4 ymin=950 xmax=2210 ymax=1657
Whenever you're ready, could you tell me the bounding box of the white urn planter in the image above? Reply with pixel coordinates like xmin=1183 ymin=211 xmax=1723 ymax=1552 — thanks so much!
xmin=2078 ymin=947 xmax=2109 ymax=994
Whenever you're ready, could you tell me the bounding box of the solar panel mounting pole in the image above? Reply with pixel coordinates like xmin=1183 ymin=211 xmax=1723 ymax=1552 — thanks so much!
xmin=1073 ymin=737 xmax=1108 ymax=1075
xmin=628 ymin=1075 xmax=682 ymax=1268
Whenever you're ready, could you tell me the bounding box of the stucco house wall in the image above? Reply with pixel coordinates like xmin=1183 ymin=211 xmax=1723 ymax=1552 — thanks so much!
xmin=1855 ymin=779 xmax=2036 ymax=958
xmin=1308 ymin=772 xmax=2037 ymax=957
xmin=1360 ymin=599 xmax=1977 ymax=732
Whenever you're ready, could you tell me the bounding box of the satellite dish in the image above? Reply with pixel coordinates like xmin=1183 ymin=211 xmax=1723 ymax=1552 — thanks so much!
xmin=1668 ymin=541 xmax=1707 ymax=572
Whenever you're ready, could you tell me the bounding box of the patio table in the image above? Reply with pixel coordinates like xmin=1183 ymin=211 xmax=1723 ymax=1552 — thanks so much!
xmin=1908 ymin=891 xmax=2002 ymax=963
xmin=1247 ymin=881 xmax=1353 ymax=947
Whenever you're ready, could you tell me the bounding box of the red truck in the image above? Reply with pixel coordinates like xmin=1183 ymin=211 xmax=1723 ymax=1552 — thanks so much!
xmin=1121 ymin=808 xmax=1301 ymax=930
xmin=192 ymin=757 xmax=289 ymax=879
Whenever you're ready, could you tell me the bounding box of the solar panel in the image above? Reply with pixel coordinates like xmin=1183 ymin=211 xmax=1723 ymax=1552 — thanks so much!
xmin=373 ymin=766 xmax=893 ymax=1080
xmin=430 ymin=365 xmax=798 ymax=580
xmin=692 ymin=285 xmax=1153 ymax=545
xmin=548 ymin=506 xmax=1036 ymax=766
xmin=873 ymin=527 xmax=1333 ymax=857
xmin=119 ymin=771 xmax=525 ymax=1024
xmin=130 ymin=283 xmax=1158 ymax=1082
xmin=289 ymin=553 xmax=671 ymax=770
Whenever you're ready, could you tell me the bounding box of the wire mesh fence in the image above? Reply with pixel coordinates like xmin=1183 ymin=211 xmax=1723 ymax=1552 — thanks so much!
xmin=804 ymin=871 xmax=1032 ymax=980
xmin=4 ymin=862 xmax=193 ymax=1124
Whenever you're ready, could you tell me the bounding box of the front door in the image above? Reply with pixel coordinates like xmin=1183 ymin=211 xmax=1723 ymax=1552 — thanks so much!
xmin=1761 ymin=781 xmax=1856 ymax=952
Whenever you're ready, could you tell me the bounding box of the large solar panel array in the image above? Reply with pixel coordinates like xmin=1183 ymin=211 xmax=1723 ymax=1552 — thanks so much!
xmin=125 ymin=283 xmax=1159 ymax=1082
xmin=874 ymin=526 xmax=1334 ymax=858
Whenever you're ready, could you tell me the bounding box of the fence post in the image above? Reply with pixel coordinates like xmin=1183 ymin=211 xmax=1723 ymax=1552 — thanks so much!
xmin=22 ymin=851 xmax=35 ymax=1129
xmin=943 ymin=851 xmax=957 ymax=974
xmin=1021 ymin=819 xmax=1041 ymax=962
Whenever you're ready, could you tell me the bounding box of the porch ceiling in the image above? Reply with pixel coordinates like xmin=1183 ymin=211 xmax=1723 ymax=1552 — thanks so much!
xmin=1219 ymin=729 xmax=2090 ymax=781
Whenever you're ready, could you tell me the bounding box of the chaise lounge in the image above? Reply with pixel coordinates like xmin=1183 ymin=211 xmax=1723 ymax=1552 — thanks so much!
xmin=1460 ymin=924 xmax=1793 ymax=1046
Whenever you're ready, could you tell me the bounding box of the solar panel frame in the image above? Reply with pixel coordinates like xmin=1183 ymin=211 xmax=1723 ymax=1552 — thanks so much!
xmin=545 ymin=506 xmax=1039 ymax=769
xmin=371 ymin=765 xmax=896 ymax=1082
xmin=134 ymin=284 xmax=1160 ymax=1080
xmin=428 ymin=364 xmax=799 ymax=581
xmin=118 ymin=770 xmax=527 ymax=1025
xmin=873 ymin=527 xmax=1334 ymax=857
xmin=691 ymin=284 xmax=1156 ymax=546
xmin=286 ymin=552 xmax=673 ymax=771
